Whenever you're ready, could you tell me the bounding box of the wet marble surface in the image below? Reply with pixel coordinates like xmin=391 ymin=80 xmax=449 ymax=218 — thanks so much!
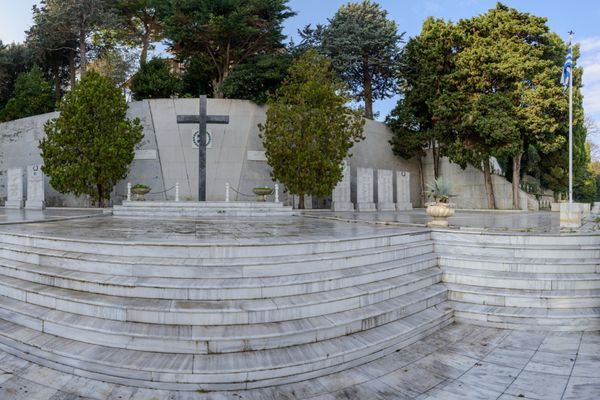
xmin=0 ymin=208 xmax=105 ymax=224
xmin=1 ymin=324 xmax=598 ymax=400
xmin=0 ymin=213 xmax=422 ymax=244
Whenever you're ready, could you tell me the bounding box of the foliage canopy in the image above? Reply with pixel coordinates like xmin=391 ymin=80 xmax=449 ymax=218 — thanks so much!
xmin=258 ymin=49 xmax=364 ymax=208
xmin=40 ymin=70 xmax=143 ymax=205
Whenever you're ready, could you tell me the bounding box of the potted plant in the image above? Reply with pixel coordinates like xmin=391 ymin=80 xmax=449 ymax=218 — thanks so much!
xmin=131 ymin=183 xmax=151 ymax=201
xmin=425 ymin=177 xmax=455 ymax=227
xmin=252 ymin=186 xmax=273 ymax=201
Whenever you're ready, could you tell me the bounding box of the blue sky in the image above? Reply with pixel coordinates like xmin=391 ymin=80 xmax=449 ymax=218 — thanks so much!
xmin=1 ymin=0 xmax=599 ymax=146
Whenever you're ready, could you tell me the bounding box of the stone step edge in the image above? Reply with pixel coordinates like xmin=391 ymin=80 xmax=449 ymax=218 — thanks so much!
xmin=0 ymin=238 xmax=433 ymax=273
xmin=0 ymin=285 xmax=448 ymax=353
xmin=0 ymin=268 xmax=443 ymax=325
xmin=453 ymin=315 xmax=600 ymax=332
xmin=442 ymin=266 xmax=600 ymax=281
xmin=0 ymin=306 xmax=453 ymax=379
xmin=0 ymin=314 xmax=454 ymax=391
xmin=437 ymin=254 xmax=599 ymax=265
xmin=449 ymin=301 xmax=600 ymax=319
xmin=0 ymin=252 xmax=437 ymax=295
xmin=0 ymin=229 xmax=431 ymax=256
xmin=434 ymin=240 xmax=600 ymax=251
xmin=117 ymin=201 xmax=291 ymax=208
xmin=445 ymin=283 xmax=600 ymax=298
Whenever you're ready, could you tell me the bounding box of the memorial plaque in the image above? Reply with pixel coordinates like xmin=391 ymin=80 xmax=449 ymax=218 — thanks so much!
xmin=25 ymin=164 xmax=45 ymax=209
xmin=5 ymin=167 xmax=24 ymax=209
xmin=355 ymin=167 xmax=376 ymax=212
xmin=396 ymin=171 xmax=412 ymax=210
xmin=331 ymin=160 xmax=353 ymax=211
xmin=376 ymin=169 xmax=395 ymax=211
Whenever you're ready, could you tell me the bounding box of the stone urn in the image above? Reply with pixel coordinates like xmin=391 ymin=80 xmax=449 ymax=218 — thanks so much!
xmin=426 ymin=201 xmax=455 ymax=227
xmin=131 ymin=186 xmax=151 ymax=201
xmin=252 ymin=187 xmax=273 ymax=201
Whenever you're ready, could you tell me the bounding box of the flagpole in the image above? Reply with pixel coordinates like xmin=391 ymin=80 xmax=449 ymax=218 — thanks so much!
xmin=568 ymin=31 xmax=573 ymax=203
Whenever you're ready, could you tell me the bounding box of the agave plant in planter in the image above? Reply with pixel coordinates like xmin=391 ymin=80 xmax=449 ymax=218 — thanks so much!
xmin=425 ymin=177 xmax=455 ymax=227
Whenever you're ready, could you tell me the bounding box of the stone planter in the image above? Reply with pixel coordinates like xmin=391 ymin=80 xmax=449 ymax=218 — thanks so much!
xmin=252 ymin=187 xmax=273 ymax=201
xmin=131 ymin=187 xmax=151 ymax=201
xmin=426 ymin=201 xmax=455 ymax=227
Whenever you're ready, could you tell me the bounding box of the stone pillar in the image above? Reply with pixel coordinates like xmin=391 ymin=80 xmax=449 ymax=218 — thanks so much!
xmin=560 ymin=202 xmax=582 ymax=228
xmin=331 ymin=161 xmax=354 ymax=211
xmin=376 ymin=169 xmax=395 ymax=211
xmin=396 ymin=171 xmax=413 ymax=210
xmin=5 ymin=168 xmax=24 ymax=209
xmin=25 ymin=164 xmax=45 ymax=210
xmin=355 ymin=167 xmax=376 ymax=212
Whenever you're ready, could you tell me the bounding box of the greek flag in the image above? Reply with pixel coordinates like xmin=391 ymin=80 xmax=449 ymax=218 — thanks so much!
xmin=561 ymin=45 xmax=572 ymax=91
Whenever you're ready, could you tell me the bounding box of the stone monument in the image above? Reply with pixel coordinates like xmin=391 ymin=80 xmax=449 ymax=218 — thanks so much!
xmin=396 ymin=171 xmax=412 ymax=210
xmin=5 ymin=167 xmax=24 ymax=209
xmin=355 ymin=167 xmax=376 ymax=212
xmin=331 ymin=160 xmax=354 ymax=211
xmin=25 ymin=164 xmax=45 ymax=210
xmin=376 ymin=169 xmax=395 ymax=211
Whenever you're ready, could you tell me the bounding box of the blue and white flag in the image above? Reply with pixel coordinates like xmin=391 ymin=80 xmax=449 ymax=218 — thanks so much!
xmin=561 ymin=45 xmax=572 ymax=91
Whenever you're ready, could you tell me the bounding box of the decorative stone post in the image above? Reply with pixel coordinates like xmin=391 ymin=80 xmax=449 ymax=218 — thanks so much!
xmin=127 ymin=182 xmax=132 ymax=202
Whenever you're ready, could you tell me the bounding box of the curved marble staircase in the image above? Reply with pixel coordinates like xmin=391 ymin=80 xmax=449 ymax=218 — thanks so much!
xmin=0 ymin=230 xmax=451 ymax=390
xmin=434 ymin=231 xmax=600 ymax=331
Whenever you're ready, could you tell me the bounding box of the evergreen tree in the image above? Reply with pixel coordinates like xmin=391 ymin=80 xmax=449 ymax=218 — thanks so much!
xmin=258 ymin=50 xmax=364 ymax=208
xmin=40 ymin=70 xmax=143 ymax=206
xmin=0 ymin=66 xmax=55 ymax=122
xmin=130 ymin=58 xmax=180 ymax=100
xmin=322 ymin=1 xmax=403 ymax=119
xmin=165 ymin=0 xmax=294 ymax=98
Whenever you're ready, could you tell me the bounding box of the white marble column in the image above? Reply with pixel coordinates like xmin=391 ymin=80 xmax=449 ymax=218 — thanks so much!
xmin=355 ymin=167 xmax=376 ymax=212
xmin=396 ymin=171 xmax=412 ymax=210
xmin=5 ymin=168 xmax=24 ymax=209
xmin=25 ymin=164 xmax=45 ymax=210
xmin=331 ymin=161 xmax=354 ymax=211
xmin=376 ymin=169 xmax=395 ymax=211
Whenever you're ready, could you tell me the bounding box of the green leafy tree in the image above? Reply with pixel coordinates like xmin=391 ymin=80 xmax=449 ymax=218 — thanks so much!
xmin=449 ymin=4 xmax=568 ymax=209
xmin=219 ymin=53 xmax=293 ymax=104
xmin=0 ymin=42 xmax=34 ymax=110
xmin=89 ymin=48 xmax=135 ymax=88
xmin=115 ymin=0 xmax=167 ymax=65
xmin=0 ymin=66 xmax=55 ymax=122
xmin=388 ymin=17 xmax=455 ymax=190
xmin=321 ymin=0 xmax=403 ymax=119
xmin=40 ymin=70 xmax=143 ymax=206
xmin=130 ymin=58 xmax=180 ymax=100
xmin=165 ymin=0 xmax=295 ymax=98
xmin=258 ymin=49 xmax=364 ymax=208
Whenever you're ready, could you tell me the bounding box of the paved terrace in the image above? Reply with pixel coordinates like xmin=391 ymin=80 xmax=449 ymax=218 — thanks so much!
xmin=0 ymin=324 xmax=598 ymax=400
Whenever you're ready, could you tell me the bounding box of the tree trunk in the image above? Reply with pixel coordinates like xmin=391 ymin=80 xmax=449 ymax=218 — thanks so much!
xmin=298 ymin=194 xmax=305 ymax=209
xmin=512 ymin=153 xmax=523 ymax=210
xmin=418 ymin=156 xmax=426 ymax=206
xmin=69 ymin=49 xmax=76 ymax=89
xmin=79 ymin=20 xmax=87 ymax=75
xmin=53 ymin=63 xmax=61 ymax=104
xmin=432 ymin=140 xmax=439 ymax=179
xmin=483 ymin=158 xmax=496 ymax=209
xmin=97 ymin=184 xmax=104 ymax=208
xmin=362 ymin=58 xmax=373 ymax=119
xmin=140 ymin=34 xmax=150 ymax=65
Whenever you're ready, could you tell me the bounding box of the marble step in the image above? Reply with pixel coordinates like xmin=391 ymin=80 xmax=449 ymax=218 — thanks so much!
xmin=0 ymin=284 xmax=448 ymax=353
xmin=0 ymin=238 xmax=434 ymax=279
xmin=0 ymin=267 xmax=443 ymax=325
xmin=0 ymin=252 xmax=437 ymax=300
xmin=435 ymin=242 xmax=600 ymax=259
xmin=432 ymin=231 xmax=600 ymax=247
xmin=0 ymin=230 xmax=432 ymax=260
xmin=442 ymin=266 xmax=600 ymax=290
xmin=0 ymin=306 xmax=454 ymax=390
xmin=438 ymin=255 xmax=599 ymax=274
xmin=117 ymin=201 xmax=291 ymax=209
xmin=446 ymin=283 xmax=600 ymax=308
xmin=450 ymin=301 xmax=600 ymax=331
